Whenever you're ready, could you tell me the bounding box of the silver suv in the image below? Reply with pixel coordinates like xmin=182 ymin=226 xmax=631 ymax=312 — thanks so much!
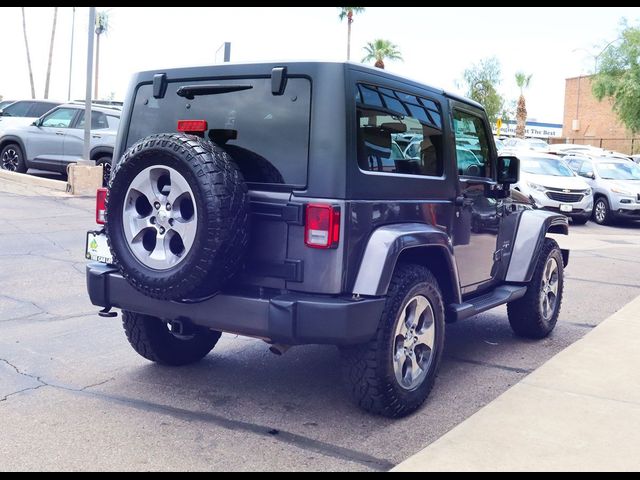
xmin=0 ymin=102 xmax=121 ymax=185
xmin=565 ymin=155 xmax=640 ymax=225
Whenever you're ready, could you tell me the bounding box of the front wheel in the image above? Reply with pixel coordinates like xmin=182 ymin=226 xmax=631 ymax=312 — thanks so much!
xmin=507 ymin=238 xmax=564 ymax=339
xmin=593 ymin=197 xmax=612 ymax=225
xmin=122 ymin=310 xmax=221 ymax=366
xmin=96 ymin=156 xmax=112 ymax=187
xmin=340 ymin=264 xmax=445 ymax=418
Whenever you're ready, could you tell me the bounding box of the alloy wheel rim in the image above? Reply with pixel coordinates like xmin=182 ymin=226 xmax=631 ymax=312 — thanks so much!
xmin=392 ymin=294 xmax=436 ymax=391
xmin=122 ymin=165 xmax=198 ymax=270
xmin=539 ymin=257 xmax=559 ymax=321
xmin=595 ymin=201 xmax=606 ymax=223
xmin=1 ymin=148 xmax=19 ymax=171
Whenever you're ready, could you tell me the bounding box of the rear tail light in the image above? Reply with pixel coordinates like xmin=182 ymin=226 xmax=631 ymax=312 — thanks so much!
xmin=305 ymin=204 xmax=340 ymax=249
xmin=177 ymin=119 xmax=208 ymax=134
xmin=96 ymin=188 xmax=107 ymax=224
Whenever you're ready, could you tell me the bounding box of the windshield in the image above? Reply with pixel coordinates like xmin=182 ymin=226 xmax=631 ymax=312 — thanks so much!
xmin=596 ymin=162 xmax=640 ymax=180
xmin=521 ymin=158 xmax=574 ymax=177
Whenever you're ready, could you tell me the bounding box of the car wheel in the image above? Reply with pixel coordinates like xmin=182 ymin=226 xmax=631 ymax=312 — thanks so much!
xmin=122 ymin=310 xmax=221 ymax=366
xmin=1 ymin=143 xmax=27 ymax=173
xmin=507 ymin=238 xmax=564 ymax=339
xmin=340 ymin=264 xmax=445 ymax=417
xmin=593 ymin=197 xmax=611 ymax=225
xmin=106 ymin=133 xmax=250 ymax=300
xmin=96 ymin=156 xmax=112 ymax=187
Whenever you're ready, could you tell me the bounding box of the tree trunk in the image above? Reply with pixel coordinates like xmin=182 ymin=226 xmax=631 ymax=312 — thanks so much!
xmin=346 ymin=10 xmax=352 ymax=61
xmin=21 ymin=7 xmax=36 ymax=99
xmin=44 ymin=7 xmax=58 ymax=99
xmin=516 ymin=94 xmax=527 ymax=138
xmin=374 ymin=59 xmax=385 ymax=69
xmin=94 ymin=33 xmax=100 ymax=99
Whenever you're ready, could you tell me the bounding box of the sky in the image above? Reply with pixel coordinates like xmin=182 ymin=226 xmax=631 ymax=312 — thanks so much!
xmin=1 ymin=7 xmax=638 ymax=123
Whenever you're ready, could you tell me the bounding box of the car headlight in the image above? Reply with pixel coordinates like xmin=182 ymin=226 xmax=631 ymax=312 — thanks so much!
xmin=611 ymin=187 xmax=633 ymax=196
xmin=584 ymin=187 xmax=592 ymax=195
xmin=527 ymin=182 xmax=546 ymax=192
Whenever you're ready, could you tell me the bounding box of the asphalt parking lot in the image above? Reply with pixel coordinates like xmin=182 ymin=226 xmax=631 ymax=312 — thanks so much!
xmin=2 ymin=176 xmax=640 ymax=471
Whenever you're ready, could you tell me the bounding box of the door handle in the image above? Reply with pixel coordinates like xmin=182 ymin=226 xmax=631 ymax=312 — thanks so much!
xmin=92 ymin=135 xmax=101 ymax=139
xmin=55 ymin=131 xmax=64 ymax=135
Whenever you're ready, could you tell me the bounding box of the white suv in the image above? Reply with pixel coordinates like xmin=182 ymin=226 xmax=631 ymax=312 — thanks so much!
xmin=511 ymin=152 xmax=593 ymax=224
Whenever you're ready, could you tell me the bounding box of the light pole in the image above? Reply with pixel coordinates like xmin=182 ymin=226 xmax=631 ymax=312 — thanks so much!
xmin=83 ymin=7 xmax=95 ymax=163
xmin=67 ymin=7 xmax=75 ymax=101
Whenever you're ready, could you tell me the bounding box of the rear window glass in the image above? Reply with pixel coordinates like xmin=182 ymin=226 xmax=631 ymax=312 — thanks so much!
xmin=127 ymin=77 xmax=311 ymax=186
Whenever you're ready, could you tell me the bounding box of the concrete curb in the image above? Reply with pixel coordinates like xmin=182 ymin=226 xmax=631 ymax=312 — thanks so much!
xmin=393 ymin=294 xmax=640 ymax=472
xmin=0 ymin=169 xmax=68 ymax=192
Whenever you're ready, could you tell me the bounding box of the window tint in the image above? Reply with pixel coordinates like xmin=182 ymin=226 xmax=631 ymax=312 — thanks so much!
xmin=453 ymin=110 xmax=492 ymax=177
xmin=77 ymin=110 xmax=110 ymax=129
xmin=356 ymin=83 xmax=443 ymax=177
xmin=2 ymin=101 xmax=31 ymax=117
xmin=41 ymin=108 xmax=77 ymax=128
xmin=29 ymin=102 xmax=58 ymax=117
xmin=128 ymin=77 xmax=311 ymax=186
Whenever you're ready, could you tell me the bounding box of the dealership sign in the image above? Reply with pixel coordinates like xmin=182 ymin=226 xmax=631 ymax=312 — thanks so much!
xmin=492 ymin=120 xmax=563 ymax=138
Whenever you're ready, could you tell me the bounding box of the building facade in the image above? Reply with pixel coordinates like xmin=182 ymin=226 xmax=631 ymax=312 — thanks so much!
xmin=563 ymin=75 xmax=639 ymax=153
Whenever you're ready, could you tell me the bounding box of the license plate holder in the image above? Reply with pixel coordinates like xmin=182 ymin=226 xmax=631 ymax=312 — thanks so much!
xmin=85 ymin=230 xmax=113 ymax=264
xmin=560 ymin=204 xmax=573 ymax=212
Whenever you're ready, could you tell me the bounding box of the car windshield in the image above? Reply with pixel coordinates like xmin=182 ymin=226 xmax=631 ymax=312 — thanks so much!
xmin=521 ymin=158 xmax=574 ymax=177
xmin=596 ymin=162 xmax=640 ymax=180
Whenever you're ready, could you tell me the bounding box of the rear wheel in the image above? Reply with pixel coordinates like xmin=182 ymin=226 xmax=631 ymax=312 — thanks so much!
xmin=340 ymin=264 xmax=445 ymax=417
xmin=1 ymin=143 xmax=26 ymax=173
xmin=122 ymin=310 xmax=221 ymax=366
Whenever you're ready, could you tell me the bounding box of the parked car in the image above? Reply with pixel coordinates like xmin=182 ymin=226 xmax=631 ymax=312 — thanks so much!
xmin=512 ymin=152 xmax=593 ymax=224
xmin=0 ymin=102 xmax=120 ymax=185
xmin=0 ymin=99 xmax=61 ymax=129
xmin=565 ymin=155 xmax=640 ymax=225
xmin=493 ymin=136 xmax=505 ymax=152
xmin=85 ymin=61 xmax=569 ymax=418
xmin=503 ymin=137 xmax=548 ymax=151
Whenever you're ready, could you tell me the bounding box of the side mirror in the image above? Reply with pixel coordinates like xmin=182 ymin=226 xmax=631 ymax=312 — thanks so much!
xmin=589 ymin=172 xmax=596 ymax=180
xmin=32 ymin=119 xmax=42 ymax=127
xmin=497 ymin=155 xmax=519 ymax=185
xmin=0 ymin=109 xmax=4 ymax=116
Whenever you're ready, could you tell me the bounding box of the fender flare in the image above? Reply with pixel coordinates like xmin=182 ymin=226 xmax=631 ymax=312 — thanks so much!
xmin=505 ymin=209 xmax=569 ymax=283
xmin=352 ymin=222 xmax=461 ymax=301
xmin=0 ymin=135 xmax=28 ymax=159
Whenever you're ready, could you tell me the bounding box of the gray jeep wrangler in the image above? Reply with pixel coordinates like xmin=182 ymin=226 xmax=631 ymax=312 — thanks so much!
xmin=86 ymin=61 xmax=569 ymax=417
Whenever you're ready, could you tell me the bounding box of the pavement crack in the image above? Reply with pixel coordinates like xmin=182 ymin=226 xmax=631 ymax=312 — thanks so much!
xmin=77 ymin=378 xmax=115 ymax=392
xmin=445 ymin=356 xmax=534 ymax=374
xmin=0 ymin=358 xmax=50 ymax=403
xmin=0 ymin=384 xmax=47 ymax=403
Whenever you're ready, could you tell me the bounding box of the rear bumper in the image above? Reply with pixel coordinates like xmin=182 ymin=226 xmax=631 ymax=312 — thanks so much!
xmin=86 ymin=263 xmax=384 ymax=346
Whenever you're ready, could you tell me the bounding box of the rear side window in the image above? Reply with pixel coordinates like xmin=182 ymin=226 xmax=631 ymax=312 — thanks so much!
xmin=77 ymin=110 xmax=110 ymax=129
xmin=2 ymin=101 xmax=31 ymax=117
xmin=29 ymin=102 xmax=58 ymax=117
xmin=127 ymin=77 xmax=311 ymax=187
xmin=355 ymin=83 xmax=443 ymax=177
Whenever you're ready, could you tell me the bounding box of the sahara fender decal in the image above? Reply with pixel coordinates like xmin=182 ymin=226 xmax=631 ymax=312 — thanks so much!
xmin=505 ymin=209 xmax=568 ymax=283
xmin=352 ymin=222 xmax=461 ymax=301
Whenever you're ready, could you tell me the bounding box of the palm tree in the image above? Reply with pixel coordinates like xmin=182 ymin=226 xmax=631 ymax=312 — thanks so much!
xmin=515 ymin=72 xmax=532 ymax=139
xmin=362 ymin=39 xmax=403 ymax=69
xmin=338 ymin=7 xmax=365 ymax=61
xmin=94 ymin=11 xmax=110 ymax=99
xmin=21 ymin=8 xmax=36 ymax=99
xmin=44 ymin=7 xmax=59 ymax=99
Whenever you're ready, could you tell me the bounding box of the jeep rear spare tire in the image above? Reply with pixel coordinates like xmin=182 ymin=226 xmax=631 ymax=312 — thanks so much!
xmin=106 ymin=133 xmax=249 ymax=300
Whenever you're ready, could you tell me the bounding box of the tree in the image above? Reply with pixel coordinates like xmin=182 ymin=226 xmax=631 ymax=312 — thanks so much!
xmin=460 ymin=56 xmax=505 ymax=125
xmin=21 ymin=7 xmax=36 ymax=99
xmin=361 ymin=39 xmax=402 ymax=69
xmin=94 ymin=10 xmax=110 ymax=99
xmin=592 ymin=20 xmax=640 ymax=134
xmin=515 ymin=72 xmax=532 ymax=138
xmin=44 ymin=7 xmax=59 ymax=99
xmin=338 ymin=7 xmax=365 ymax=61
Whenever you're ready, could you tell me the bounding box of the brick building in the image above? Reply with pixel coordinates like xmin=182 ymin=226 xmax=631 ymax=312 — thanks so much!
xmin=562 ymin=75 xmax=639 ymax=154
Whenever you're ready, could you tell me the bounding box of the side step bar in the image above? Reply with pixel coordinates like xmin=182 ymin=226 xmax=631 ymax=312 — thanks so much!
xmin=449 ymin=285 xmax=527 ymax=322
